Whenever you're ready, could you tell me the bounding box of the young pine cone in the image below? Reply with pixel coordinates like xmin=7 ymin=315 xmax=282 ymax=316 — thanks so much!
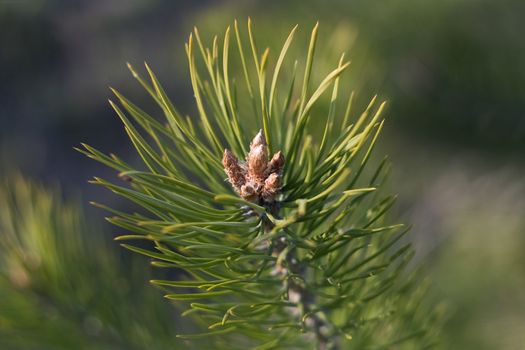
xmin=222 ymin=130 xmax=284 ymax=204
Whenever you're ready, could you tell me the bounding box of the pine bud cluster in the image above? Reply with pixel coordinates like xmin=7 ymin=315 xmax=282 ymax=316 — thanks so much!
xmin=223 ymin=130 xmax=284 ymax=204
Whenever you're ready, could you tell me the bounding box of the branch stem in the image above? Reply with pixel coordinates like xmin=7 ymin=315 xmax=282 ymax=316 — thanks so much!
xmin=264 ymin=212 xmax=337 ymax=350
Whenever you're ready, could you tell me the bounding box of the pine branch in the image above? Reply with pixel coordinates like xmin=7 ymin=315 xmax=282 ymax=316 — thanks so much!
xmin=0 ymin=176 xmax=180 ymax=349
xmin=80 ymin=20 xmax=443 ymax=349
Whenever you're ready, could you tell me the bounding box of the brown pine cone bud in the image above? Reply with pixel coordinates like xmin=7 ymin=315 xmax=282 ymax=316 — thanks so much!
xmin=266 ymin=151 xmax=285 ymax=176
xmin=250 ymin=129 xmax=267 ymax=149
xmin=248 ymin=145 xmax=268 ymax=179
xmin=262 ymin=173 xmax=281 ymax=201
xmin=247 ymin=130 xmax=269 ymax=180
xmin=223 ymin=149 xmax=246 ymax=192
xmin=223 ymin=130 xmax=285 ymax=205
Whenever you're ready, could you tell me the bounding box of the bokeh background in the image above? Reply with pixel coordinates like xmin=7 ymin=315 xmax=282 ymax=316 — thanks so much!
xmin=1 ymin=0 xmax=524 ymax=349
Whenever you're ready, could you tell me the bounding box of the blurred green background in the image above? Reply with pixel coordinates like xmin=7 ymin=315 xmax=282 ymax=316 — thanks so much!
xmin=1 ymin=0 xmax=524 ymax=349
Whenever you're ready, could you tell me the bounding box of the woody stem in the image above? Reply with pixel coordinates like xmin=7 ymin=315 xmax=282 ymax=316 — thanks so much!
xmin=264 ymin=212 xmax=335 ymax=350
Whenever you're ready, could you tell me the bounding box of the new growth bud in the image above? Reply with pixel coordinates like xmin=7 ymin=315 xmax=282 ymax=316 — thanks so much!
xmin=247 ymin=130 xmax=269 ymax=180
xmin=223 ymin=149 xmax=246 ymax=193
xmin=262 ymin=173 xmax=281 ymax=201
xmin=223 ymin=130 xmax=284 ymax=205
xmin=266 ymin=151 xmax=285 ymax=176
xmin=251 ymin=129 xmax=267 ymax=148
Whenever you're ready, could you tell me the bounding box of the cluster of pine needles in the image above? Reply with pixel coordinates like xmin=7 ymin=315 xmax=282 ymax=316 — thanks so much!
xmin=74 ymin=19 xmax=441 ymax=349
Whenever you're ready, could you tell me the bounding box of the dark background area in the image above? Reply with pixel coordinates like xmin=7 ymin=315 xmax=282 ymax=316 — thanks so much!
xmin=1 ymin=0 xmax=524 ymax=348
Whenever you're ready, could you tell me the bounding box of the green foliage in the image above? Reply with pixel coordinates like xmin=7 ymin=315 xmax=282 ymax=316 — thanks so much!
xmin=80 ymin=21 xmax=442 ymax=349
xmin=0 ymin=176 xmax=179 ymax=350
xmin=193 ymin=0 xmax=525 ymax=151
